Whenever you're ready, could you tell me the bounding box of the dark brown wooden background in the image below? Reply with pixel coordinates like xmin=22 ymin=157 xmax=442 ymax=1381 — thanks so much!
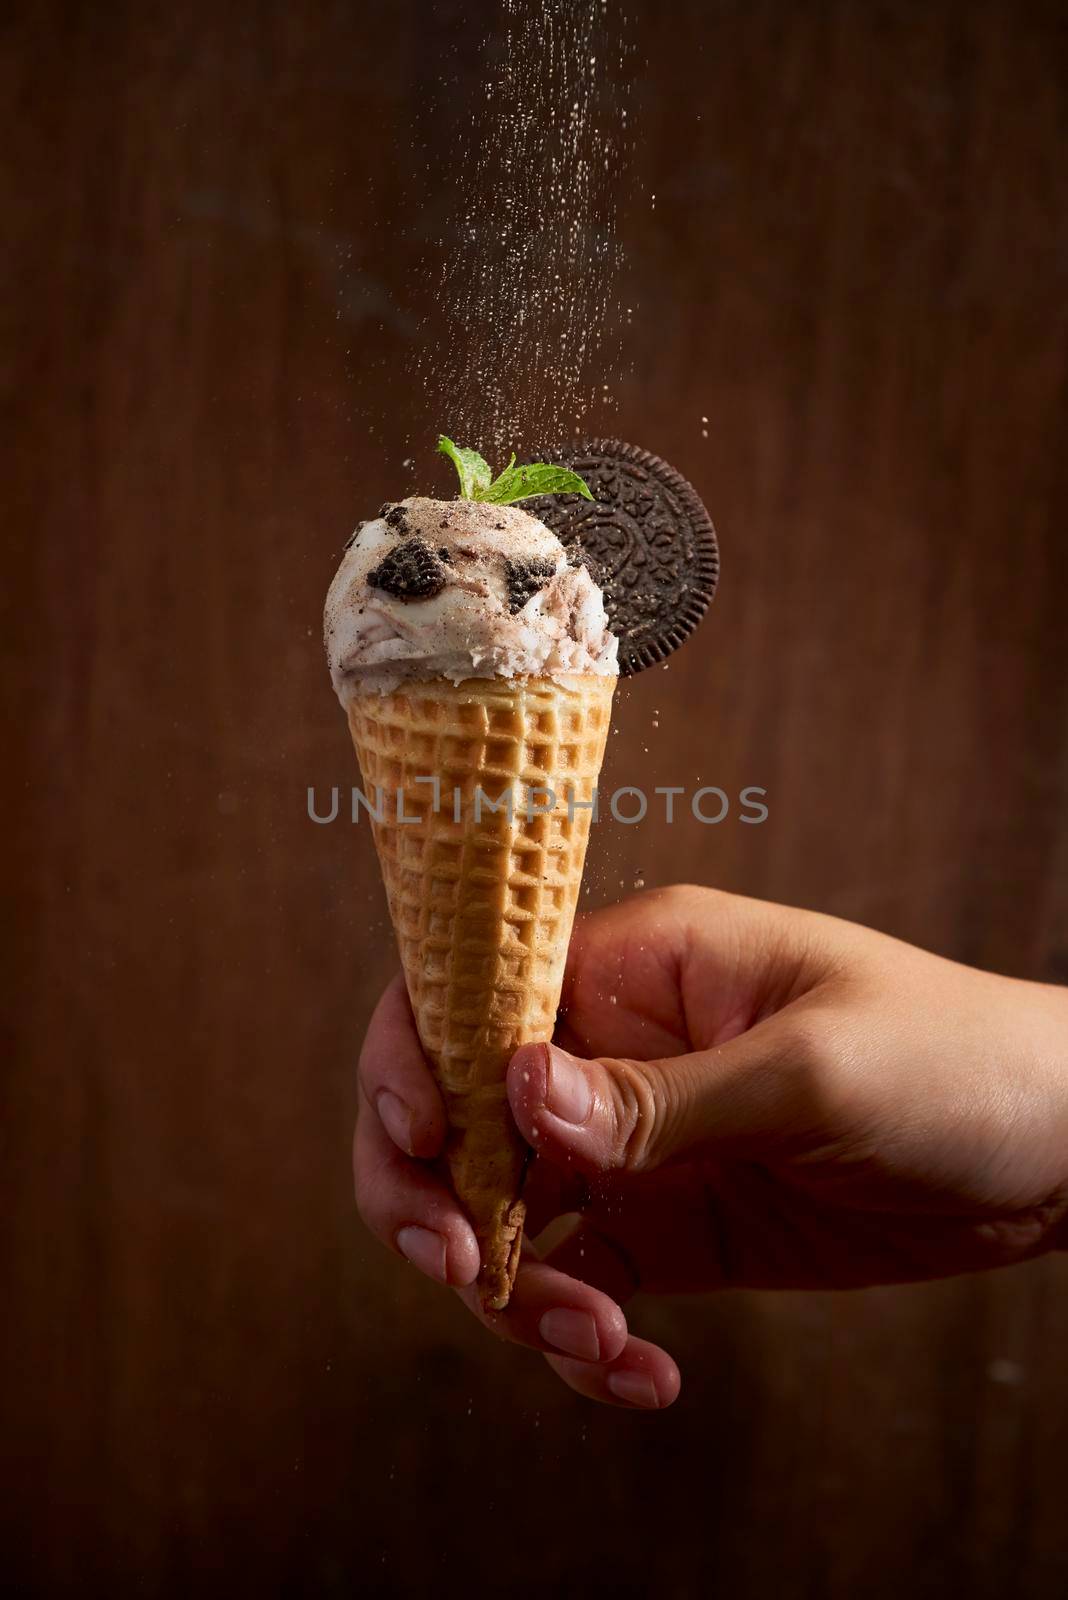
xmin=6 ymin=1 xmax=1068 ymax=1594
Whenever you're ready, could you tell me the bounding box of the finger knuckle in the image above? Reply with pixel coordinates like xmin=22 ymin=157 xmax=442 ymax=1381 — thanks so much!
xmin=356 ymin=1025 xmax=384 ymax=1088
xmin=780 ymin=1013 xmax=826 ymax=1081
xmin=651 ymin=882 xmax=717 ymax=918
xmin=352 ymin=1149 xmax=391 ymax=1232
xmin=351 ymin=1165 xmax=379 ymax=1227
xmin=606 ymin=1060 xmax=668 ymax=1173
xmin=776 ymin=1008 xmax=865 ymax=1145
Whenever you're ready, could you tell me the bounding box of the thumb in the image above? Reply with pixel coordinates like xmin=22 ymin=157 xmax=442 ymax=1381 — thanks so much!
xmin=507 ymin=1009 xmax=835 ymax=1175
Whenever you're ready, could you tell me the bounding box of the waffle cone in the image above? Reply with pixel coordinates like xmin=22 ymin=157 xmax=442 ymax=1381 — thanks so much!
xmin=348 ymin=672 xmax=616 ymax=1311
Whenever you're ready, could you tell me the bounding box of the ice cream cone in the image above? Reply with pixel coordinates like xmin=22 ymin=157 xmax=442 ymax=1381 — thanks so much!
xmin=348 ymin=672 xmax=615 ymax=1311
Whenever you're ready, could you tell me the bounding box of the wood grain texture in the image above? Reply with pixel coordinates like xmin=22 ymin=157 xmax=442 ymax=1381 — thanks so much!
xmin=4 ymin=0 xmax=1068 ymax=1594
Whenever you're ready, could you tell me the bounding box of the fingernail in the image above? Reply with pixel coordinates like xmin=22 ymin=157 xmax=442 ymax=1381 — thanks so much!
xmin=545 ymin=1046 xmax=592 ymax=1125
xmin=606 ymin=1370 xmax=660 ymax=1409
xmin=377 ymin=1090 xmax=413 ymax=1152
xmin=539 ymin=1308 xmax=601 ymax=1361
xmin=396 ymin=1225 xmax=447 ymax=1283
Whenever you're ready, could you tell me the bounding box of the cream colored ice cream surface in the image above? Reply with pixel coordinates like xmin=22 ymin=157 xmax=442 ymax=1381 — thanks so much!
xmin=325 ymin=497 xmax=618 ymax=700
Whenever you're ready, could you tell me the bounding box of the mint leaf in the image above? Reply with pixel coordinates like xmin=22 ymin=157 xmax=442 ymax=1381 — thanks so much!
xmin=483 ymin=462 xmax=594 ymax=504
xmin=437 ymin=436 xmax=493 ymax=500
xmin=434 ymin=437 xmax=594 ymax=504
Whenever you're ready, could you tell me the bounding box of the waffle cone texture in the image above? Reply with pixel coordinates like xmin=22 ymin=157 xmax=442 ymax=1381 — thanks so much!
xmin=348 ymin=673 xmax=615 ymax=1310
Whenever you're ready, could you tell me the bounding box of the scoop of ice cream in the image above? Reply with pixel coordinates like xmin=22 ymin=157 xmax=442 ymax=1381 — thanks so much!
xmin=324 ymin=497 xmax=619 ymax=699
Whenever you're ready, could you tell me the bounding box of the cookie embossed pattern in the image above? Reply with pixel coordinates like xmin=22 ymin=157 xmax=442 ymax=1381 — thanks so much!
xmin=527 ymin=439 xmax=720 ymax=676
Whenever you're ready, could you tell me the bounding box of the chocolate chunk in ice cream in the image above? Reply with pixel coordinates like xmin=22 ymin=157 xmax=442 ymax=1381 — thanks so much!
xmin=367 ymin=537 xmax=450 ymax=601
xmin=525 ymin=439 xmax=719 ymax=675
xmin=504 ymin=556 xmax=557 ymax=614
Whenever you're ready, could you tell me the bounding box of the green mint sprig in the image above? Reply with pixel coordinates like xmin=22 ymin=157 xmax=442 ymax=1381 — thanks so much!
xmin=437 ymin=435 xmax=594 ymax=504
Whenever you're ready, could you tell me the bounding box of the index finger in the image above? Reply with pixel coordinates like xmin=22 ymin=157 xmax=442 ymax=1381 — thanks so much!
xmin=358 ymin=973 xmax=448 ymax=1159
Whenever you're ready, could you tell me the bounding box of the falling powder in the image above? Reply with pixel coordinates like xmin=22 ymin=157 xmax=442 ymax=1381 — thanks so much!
xmin=411 ymin=0 xmax=635 ymax=460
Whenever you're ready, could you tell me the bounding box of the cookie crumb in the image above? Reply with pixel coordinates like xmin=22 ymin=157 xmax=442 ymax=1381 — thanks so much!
xmin=367 ymin=538 xmax=450 ymax=601
xmin=504 ymin=556 xmax=556 ymax=614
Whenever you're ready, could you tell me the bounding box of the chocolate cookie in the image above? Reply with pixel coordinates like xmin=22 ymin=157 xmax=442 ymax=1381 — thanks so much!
xmin=525 ymin=440 xmax=719 ymax=675
xmin=367 ymin=537 xmax=449 ymax=601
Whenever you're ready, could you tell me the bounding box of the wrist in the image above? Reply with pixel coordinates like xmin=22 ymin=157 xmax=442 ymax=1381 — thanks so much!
xmin=1025 ymin=979 xmax=1068 ymax=1249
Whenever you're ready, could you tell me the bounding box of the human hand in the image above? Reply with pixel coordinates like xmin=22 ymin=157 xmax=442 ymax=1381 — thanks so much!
xmin=355 ymin=886 xmax=1068 ymax=1409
